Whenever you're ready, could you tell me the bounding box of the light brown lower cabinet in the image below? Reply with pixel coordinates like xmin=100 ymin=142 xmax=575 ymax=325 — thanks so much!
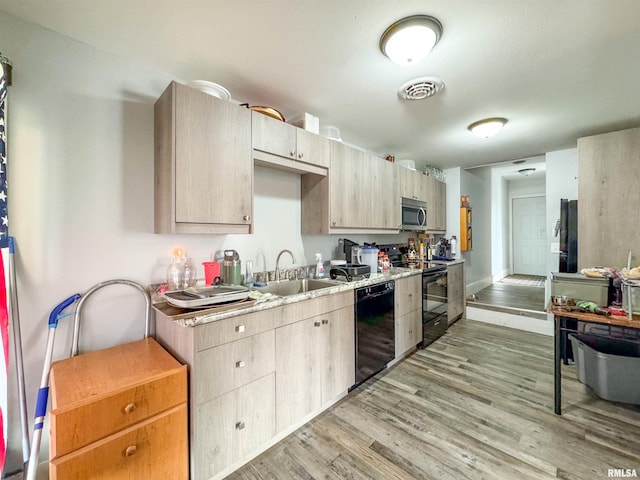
xmin=154 ymin=292 xmax=354 ymax=480
xmin=447 ymin=262 xmax=466 ymax=324
xmin=275 ymin=305 xmax=355 ymax=432
xmin=194 ymin=374 xmax=275 ymax=480
xmin=394 ymin=275 xmax=423 ymax=357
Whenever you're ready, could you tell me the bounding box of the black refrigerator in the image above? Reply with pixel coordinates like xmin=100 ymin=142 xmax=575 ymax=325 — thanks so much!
xmin=559 ymin=199 xmax=578 ymax=273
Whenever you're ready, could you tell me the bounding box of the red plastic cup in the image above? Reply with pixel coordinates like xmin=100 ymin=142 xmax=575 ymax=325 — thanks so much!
xmin=202 ymin=261 xmax=221 ymax=286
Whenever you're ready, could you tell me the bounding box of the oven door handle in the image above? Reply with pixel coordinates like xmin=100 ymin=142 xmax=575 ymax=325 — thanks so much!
xmin=360 ymin=290 xmax=392 ymax=300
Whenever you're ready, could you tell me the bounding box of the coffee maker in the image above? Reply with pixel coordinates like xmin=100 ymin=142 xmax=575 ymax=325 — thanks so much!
xmin=435 ymin=238 xmax=452 ymax=260
xmin=338 ymin=238 xmax=360 ymax=264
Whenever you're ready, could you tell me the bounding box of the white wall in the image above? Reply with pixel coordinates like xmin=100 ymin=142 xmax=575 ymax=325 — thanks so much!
xmin=545 ymin=148 xmax=578 ymax=275
xmin=459 ymin=167 xmax=493 ymax=293
xmin=490 ymin=170 xmax=509 ymax=280
xmin=444 ymin=167 xmax=461 ymax=243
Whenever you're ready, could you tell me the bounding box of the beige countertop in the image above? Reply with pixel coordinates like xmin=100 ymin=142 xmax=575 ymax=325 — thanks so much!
xmin=153 ymin=267 xmax=422 ymax=327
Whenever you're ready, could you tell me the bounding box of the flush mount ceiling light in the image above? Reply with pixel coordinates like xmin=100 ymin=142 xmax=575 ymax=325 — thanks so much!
xmin=380 ymin=15 xmax=443 ymax=66
xmin=518 ymin=168 xmax=536 ymax=176
xmin=468 ymin=118 xmax=508 ymax=139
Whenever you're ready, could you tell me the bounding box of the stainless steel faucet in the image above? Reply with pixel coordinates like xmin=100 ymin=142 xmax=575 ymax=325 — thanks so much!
xmin=274 ymin=249 xmax=296 ymax=282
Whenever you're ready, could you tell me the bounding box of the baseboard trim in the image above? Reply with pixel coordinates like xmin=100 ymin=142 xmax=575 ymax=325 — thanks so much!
xmin=466 ymin=276 xmax=494 ymax=296
xmin=465 ymin=306 xmax=553 ymax=336
xmin=492 ymin=268 xmax=511 ymax=283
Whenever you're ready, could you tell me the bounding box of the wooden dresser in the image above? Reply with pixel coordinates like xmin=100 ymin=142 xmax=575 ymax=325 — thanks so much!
xmin=48 ymin=338 xmax=188 ymax=480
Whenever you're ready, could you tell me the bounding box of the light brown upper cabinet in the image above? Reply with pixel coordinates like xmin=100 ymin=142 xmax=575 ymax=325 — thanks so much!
xmin=301 ymin=142 xmax=399 ymax=233
xmin=154 ymin=81 xmax=253 ymax=234
xmin=252 ymin=112 xmax=330 ymax=173
xmin=398 ymin=167 xmax=427 ymax=202
xmin=426 ymin=176 xmax=446 ymax=232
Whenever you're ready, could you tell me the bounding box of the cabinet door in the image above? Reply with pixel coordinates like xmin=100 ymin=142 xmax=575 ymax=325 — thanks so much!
xmin=322 ymin=307 xmax=355 ymax=402
xmin=194 ymin=374 xmax=275 ymax=480
xmin=371 ymin=156 xmax=400 ymax=229
xmin=173 ymin=83 xmax=252 ymax=227
xmin=447 ymin=263 xmax=465 ymax=323
xmin=275 ymin=317 xmax=322 ymax=432
xmin=394 ymin=275 xmax=422 ymax=318
xmin=329 ymin=142 xmax=371 ymax=228
xmin=296 ymin=129 xmax=331 ymax=168
xmin=426 ymin=176 xmax=446 ymax=231
xmin=251 ymin=111 xmax=297 ymax=159
xmin=398 ymin=166 xmax=417 ymax=200
xmin=395 ymin=310 xmax=421 ymax=358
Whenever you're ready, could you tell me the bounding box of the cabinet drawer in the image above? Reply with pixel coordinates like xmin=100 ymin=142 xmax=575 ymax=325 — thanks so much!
xmin=194 ymin=374 xmax=275 ymax=480
xmin=50 ymin=403 xmax=188 ymax=480
xmin=50 ymin=366 xmax=187 ymax=458
xmin=195 ymin=330 xmax=275 ymax=403
xmin=195 ymin=307 xmax=278 ymax=351
xmin=278 ymin=290 xmax=353 ymax=328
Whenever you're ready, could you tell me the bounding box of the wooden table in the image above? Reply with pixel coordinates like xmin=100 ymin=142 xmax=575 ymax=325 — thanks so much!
xmin=550 ymin=307 xmax=640 ymax=415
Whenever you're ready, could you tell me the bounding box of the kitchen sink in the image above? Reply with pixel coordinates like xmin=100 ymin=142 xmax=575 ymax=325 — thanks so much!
xmin=255 ymin=278 xmax=341 ymax=297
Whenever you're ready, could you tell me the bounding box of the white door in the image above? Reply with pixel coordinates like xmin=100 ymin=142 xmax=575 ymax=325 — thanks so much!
xmin=512 ymin=196 xmax=547 ymax=275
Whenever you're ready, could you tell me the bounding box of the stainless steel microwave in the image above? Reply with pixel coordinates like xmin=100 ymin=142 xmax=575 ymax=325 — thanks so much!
xmin=401 ymin=197 xmax=427 ymax=231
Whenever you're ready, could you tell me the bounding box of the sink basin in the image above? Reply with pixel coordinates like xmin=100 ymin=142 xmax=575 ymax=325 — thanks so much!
xmin=255 ymin=279 xmax=341 ymax=297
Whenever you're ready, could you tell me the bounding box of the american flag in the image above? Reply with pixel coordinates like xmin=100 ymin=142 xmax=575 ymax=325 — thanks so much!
xmin=0 ymin=60 xmax=9 ymax=475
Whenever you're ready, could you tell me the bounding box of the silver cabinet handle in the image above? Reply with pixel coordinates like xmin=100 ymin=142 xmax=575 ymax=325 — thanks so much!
xmin=314 ymin=321 xmax=321 ymax=327
xmin=243 ymin=215 xmax=251 ymax=221
xmin=290 ymin=150 xmax=296 ymax=157
xmin=236 ymin=324 xmax=245 ymax=333
xmin=236 ymin=360 xmax=245 ymax=368
xmin=322 ymin=319 xmax=328 ymax=325
xmin=236 ymin=421 xmax=245 ymax=430
xmin=298 ymin=152 xmax=304 ymax=159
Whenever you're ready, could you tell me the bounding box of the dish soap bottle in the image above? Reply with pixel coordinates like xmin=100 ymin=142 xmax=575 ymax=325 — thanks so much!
xmin=316 ymin=253 xmax=325 ymax=278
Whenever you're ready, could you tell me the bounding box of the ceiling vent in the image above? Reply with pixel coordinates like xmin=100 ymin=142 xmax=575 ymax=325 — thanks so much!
xmin=398 ymin=77 xmax=444 ymax=100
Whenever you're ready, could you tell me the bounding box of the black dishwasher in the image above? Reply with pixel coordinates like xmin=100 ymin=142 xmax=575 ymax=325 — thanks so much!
xmin=354 ymin=280 xmax=395 ymax=386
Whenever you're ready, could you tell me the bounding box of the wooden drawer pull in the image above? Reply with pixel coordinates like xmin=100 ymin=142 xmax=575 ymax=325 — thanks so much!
xmin=124 ymin=403 xmax=137 ymax=414
xmin=235 ymin=421 xmax=245 ymax=430
xmin=125 ymin=445 xmax=137 ymax=457
xmin=236 ymin=324 xmax=245 ymax=333
xmin=236 ymin=360 xmax=245 ymax=368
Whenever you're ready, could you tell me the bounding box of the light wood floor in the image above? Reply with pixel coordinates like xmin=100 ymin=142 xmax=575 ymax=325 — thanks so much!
xmin=468 ymin=281 xmax=546 ymax=318
xmin=228 ymin=319 xmax=640 ymax=480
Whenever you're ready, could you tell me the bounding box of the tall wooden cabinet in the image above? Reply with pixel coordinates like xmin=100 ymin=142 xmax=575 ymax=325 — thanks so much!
xmin=49 ymin=338 xmax=188 ymax=480
xmin=577 ymin=127 xmax=640 ymax=268
xmin=154 ymin=81 xmax=253 ymax=234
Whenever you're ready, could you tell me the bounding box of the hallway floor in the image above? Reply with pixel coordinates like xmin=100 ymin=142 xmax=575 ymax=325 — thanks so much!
xmin=467 ymin=275 xmax=547 ymax=319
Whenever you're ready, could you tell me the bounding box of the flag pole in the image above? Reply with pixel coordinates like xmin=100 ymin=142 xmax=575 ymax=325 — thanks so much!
xmin=8 ymin=237 xmax=29 ymax=466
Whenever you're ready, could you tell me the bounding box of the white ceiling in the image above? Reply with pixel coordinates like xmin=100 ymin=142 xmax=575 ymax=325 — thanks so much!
xmin=2 ymin=0 xmax=640 ymax=172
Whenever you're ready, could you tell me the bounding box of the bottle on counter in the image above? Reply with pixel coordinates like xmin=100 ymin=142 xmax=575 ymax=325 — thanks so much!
xmin=316 ymin=253 xmax=325 ymax=278
xmin=183 ymin=257 xmax=197 ymax=288
xmin=166 ymin=257 xmax=186 ymax=291
xmin=451 ymin=236 xmax=457 ymax=258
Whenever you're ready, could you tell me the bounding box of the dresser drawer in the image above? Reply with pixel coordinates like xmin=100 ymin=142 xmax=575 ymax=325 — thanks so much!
xmin=49 ymin=339 xmax=187 ymax=460
xmin=50 ymin=403 xmax=188 ymax=480
xmin=50 ymin=365 xmax=187 ymax=458
xmin=195 ymin=307 xmax=278 ymax=351
xmin=195 ymin=330 xmax=275 ymax=404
